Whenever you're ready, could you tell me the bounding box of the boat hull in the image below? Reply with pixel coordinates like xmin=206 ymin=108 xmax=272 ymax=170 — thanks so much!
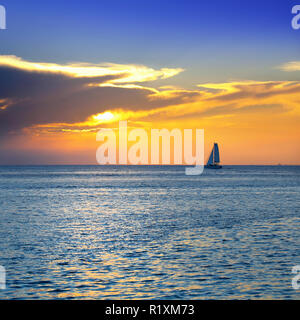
xmin=205 ymin=165 xmax=222 ymax=169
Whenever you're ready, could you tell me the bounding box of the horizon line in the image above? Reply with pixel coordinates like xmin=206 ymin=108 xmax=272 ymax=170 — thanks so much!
xmin=0 ymin=164 xmax=299 ymax=167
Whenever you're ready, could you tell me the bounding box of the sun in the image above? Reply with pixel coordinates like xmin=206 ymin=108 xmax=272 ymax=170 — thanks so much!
xmin=92 ymin=111 xmax=115 ymax=123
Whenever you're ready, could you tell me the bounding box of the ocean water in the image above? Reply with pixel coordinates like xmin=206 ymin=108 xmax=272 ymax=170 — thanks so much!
xmin=0 ymin=165 xmax=299 ymax=300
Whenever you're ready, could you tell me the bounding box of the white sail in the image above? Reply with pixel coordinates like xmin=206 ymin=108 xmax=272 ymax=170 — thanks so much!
xmin=214 ymin=143 xmax=220 ymax=163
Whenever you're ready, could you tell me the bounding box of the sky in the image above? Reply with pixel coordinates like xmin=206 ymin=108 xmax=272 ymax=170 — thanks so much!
xmin=0 ymin=0 xmax=299 ymax=164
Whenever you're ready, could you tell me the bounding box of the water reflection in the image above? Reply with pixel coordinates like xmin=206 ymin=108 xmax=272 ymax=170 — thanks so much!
xmin=0 ymin=165 xmax=299 ymax=299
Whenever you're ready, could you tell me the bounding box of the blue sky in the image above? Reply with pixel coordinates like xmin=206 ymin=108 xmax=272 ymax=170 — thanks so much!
xmin=1 ymin=0 xmax=299 ymax=86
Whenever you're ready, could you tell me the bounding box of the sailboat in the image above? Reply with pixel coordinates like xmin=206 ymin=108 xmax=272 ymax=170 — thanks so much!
xmin=205 ymin=143 xmax=222 ymax=169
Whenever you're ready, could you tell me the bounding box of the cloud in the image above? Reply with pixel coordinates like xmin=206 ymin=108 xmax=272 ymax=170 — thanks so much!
xmin=0 ymin=56 xmax=191 ymax=137
xmin=27 ymin=79 xmax=300 ymax=134
xmin=167 ymin=103 xmax=288 ymax=121
xmin=0 ymin=56 xmax=299 ymax=147
xmin=140 ymin=80 xmax=299 ymax=123
xmin=198 ymin=81 xmax=300 ymax=102
xmin=0 ymin=55 xmax=183 ymax=84
xmin=0 ymin=62 xmax=299 ymax=164
xmin=277 ymin=61 xmax=300 ymax=72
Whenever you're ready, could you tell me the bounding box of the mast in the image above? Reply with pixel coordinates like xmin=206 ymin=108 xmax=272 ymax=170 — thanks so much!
xmin=206 ymin=143 xmax=222 ymax=168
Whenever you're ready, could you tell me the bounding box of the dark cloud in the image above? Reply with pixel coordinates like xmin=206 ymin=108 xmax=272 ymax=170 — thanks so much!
xmin=0 ymin=66 xmax=197 ymax=136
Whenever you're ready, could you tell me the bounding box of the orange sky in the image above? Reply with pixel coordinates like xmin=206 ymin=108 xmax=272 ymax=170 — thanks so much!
xmin=0 ymin=56 xmax=299 ymax=165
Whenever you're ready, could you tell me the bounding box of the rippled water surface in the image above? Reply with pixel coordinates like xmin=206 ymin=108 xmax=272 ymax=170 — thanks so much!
xmin=0 ymin=165 xmax=299 ymax=299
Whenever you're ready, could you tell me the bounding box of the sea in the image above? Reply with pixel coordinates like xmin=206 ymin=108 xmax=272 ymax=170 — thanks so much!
xmin=0 ymin=165 xmax=299 ymax=300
